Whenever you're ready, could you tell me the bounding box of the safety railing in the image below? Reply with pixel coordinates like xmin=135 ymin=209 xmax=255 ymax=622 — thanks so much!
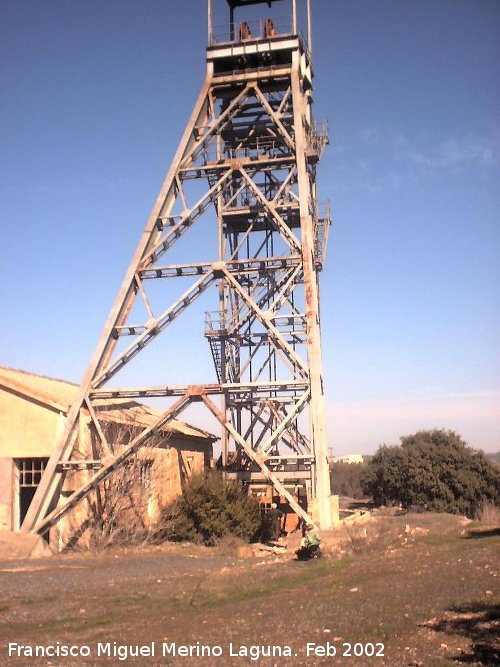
xmin=306 ymin=119 xmax=329 ymax=160
xmin=210 ymin=15 xmax=294 ymax=46
xmin=194 ymin=134 xmax=293 ymax=166
xmin=205 ymin=310 xmax=227 ymax=335
xmin=224 ymin=135 xmax=293 ymax=161
xmin=311 ymin=199 xmax=331 ymax=271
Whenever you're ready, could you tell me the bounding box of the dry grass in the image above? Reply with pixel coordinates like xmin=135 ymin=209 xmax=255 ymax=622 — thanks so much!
xmin=476 ymin=502 xmax=500 ymax=526
xmin=0 ymin=512 xmax=498 ymax=666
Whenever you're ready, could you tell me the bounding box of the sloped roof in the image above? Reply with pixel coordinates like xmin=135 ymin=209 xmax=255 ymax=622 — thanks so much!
xmin=0 ymin=366 xmax=215 ymax=442
xmin=0 ymin=366 xmax=78 ymax=412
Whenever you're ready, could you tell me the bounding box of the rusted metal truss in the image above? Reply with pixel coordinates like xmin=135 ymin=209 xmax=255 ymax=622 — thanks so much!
xmin=23 ymin=6 xmax=333 ymax=536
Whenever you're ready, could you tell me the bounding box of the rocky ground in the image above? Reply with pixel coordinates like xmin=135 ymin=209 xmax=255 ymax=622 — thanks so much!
xmin=0 ymin=512 xmax=498 ymax=666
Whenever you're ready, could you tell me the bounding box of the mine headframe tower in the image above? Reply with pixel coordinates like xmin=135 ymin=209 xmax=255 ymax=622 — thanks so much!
xmin=22 ymin=0 xmax=335 ymax=537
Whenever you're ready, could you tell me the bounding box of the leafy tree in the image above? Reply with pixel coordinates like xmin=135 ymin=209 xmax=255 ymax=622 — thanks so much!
xmin=362 ymin=429 xmax=500 ymax=518
xmin=330 ymin=462 xmax=369 ymax=499
xmin=486 ymin=451 xmax=500 ymax=465
xmin=154 ymin=471 xmax=262 ymax=545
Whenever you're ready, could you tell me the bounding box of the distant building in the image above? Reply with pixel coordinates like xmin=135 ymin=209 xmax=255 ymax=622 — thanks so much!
xmin=0 ymin=367 xmax=216 ymax=547
xmin=331 ymin=454 xmax=365 ymax=465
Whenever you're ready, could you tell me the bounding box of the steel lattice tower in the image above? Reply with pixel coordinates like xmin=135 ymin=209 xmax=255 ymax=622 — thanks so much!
xmin=23 ymin=0 xmax=336 ymax=536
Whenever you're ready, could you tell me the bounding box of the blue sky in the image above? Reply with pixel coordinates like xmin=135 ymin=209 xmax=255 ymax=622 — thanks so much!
xmin=1 ymin=0 xmax=499 ymax=453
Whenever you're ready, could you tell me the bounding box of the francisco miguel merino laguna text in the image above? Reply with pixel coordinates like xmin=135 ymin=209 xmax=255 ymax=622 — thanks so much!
xmin=8 ymin=641 xmax=296 ymax=661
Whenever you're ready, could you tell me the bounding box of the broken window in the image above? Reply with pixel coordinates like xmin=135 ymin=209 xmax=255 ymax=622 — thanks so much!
xmin=15 ymin=457 xmax=49 ymax=529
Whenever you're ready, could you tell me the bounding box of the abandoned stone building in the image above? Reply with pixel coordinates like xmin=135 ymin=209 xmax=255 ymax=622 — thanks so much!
xmin=0 ymin=367 xmax=216 ymax=546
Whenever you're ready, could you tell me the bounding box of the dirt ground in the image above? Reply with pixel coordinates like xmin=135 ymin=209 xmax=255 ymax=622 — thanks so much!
xmin=0 ymin=513 xmax=498 ymax=667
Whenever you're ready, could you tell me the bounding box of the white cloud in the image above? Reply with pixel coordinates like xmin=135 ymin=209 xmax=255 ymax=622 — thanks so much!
xmin=334 ymin=127 xmax=500 ymax=193
xmin=407 ymin=135 xmax=499 ymax=170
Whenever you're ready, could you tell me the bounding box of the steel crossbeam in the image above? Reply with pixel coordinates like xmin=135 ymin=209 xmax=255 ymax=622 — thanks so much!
xmin=24 ymin=2 xmax=334 ymax=538
xmin=31 ymin=394 xmax=192 ymax=535
xmin=200 ymin=394 xmax=311 ymax=524
xmin=89 ymin=380 xmax=309 ymax=400
xmin=138 ymin=255 xmax=300 ymax=280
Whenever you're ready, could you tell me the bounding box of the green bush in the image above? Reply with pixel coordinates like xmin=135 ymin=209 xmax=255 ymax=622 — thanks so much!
xmin=362 ymin=429 xmax=500 ymax=518
xmin=154 ymin=471 xmax=262 ymax=546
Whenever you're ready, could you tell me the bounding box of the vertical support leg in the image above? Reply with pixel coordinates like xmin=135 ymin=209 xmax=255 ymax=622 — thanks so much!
xmin=291 ymin=52 xmax=333 ymax=530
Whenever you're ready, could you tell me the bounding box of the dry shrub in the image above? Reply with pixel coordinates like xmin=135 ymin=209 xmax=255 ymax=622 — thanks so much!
xmin=78 ymin=418 xmax=172 ymax=549
xmin=215 ymin=534 xmax=251 ymax=556
xmin=344 ymin=524 xmax=368 ymax=552
xmin=475 ymin=501 xmax=500 ymax=526
xmin=85 ymin=454 xmax=153 ymax=549
xmin=345 ymin=519 xmax=404 ymax=553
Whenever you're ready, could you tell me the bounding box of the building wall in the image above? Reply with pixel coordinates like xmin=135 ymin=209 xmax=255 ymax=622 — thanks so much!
xmin=0 ymin=388 xmax=64 ymax=458
xmin=54 ymin=444 xmax=210 ymax=548
xmin=0 ymin=389 xmax=63 ymax=531
xmin=139 ymin=445 xmax=207 ymax=524
xmin=0 ymin=458 xmax=14 ymax=531
xmin=0 ymin=385 xmax=213 ymax=546
xmin=331 ymin=455 xmax=364 ymax=465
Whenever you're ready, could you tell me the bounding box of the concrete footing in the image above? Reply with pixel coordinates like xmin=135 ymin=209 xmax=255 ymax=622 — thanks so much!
xmin=0 ymin=532 xmax=54 ymax=561
xmin=310 ymin=494 xmax=340 ymax=529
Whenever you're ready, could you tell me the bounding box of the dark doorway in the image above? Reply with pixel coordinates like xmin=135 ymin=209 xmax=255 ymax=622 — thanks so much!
xmin=16 ymin=458 xmax=49 ymax=538
xmin=19 ymin=487 xmax=37 ymax=527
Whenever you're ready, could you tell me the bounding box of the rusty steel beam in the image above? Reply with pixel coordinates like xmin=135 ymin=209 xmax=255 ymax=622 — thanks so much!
xmin=89 ymin=380 xmax=309 ymax=400
xmin=26 ymin=4 xmax=334 ymax=537
xmin=32 ymin=394 xmax=192 ymax=536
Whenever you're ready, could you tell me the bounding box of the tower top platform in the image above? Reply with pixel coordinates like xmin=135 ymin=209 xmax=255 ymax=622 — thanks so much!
xmin=207 ymin=0 xmax=312 ymax=76
xmin=207 ymin=0 xmax=312 ymax=80
xmin=225 ymin=0 xmax=286 ymax=7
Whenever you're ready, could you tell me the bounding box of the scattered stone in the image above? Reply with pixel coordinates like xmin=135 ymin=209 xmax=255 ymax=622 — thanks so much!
xmin=252 ymin=543 xmax=286 ymax=556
